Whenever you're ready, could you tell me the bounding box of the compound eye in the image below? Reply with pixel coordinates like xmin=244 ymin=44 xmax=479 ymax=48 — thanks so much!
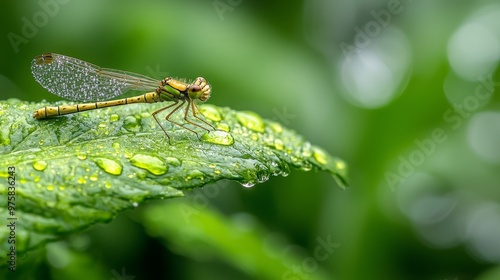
xmin=190 ymin=85 xmax=201 ymax=92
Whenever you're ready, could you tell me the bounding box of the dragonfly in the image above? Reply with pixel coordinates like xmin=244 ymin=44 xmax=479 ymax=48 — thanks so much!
xmin=31 ymin=52 xmax=215 ymax=143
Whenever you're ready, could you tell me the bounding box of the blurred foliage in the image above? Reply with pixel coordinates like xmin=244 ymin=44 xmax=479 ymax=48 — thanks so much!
xmin=1 ymin=0 xmax=500 ymax=279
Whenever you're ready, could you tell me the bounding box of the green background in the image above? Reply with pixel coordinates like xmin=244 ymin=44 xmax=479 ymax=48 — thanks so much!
xmin=1 ymin=0 xmax=500 ymax=279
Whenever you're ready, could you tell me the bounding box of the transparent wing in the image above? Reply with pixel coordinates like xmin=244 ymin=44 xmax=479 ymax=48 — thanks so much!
xmin=31 ymin=53 xmax=161 ymax=102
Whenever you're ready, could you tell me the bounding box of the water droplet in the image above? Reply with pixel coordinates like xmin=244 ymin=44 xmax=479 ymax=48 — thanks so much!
xmin=105 ymin=182 xmax=112 ymax=189
xmin=301 ymin=142 xmax=312 ymax=157
xmin=200 ymin=104 xmax=222 ymax=122
xmin=89 ymin=174 xmax=98 ymax=181
xmin=77 ymin=153 xmax=87 ymax=160
xmin=201 ymin=130 xmax=234 ymax=146
xmin=98 ymin=123 xmax=107 ymax=128
xmin=185 ymin=169 xmax=205 ymax=181
xmin=280 ymin=162 xmax=290 ymax=177
xmin=132 ymin=202 xmax=139 ymax=207
xmin=217 ymin=122 xmax=230 ymax=132
xmin=94 ymin=158 xmax=123 ymax=175
xmin=269 ymin=122 xmax=283 ymax=133
xmin=33 ymin=160 xmax=47 ymax=171
xmin=301 ymin=162 xmax=313 ymax=171
xmin=336 ymin=160 xmax=346 ymax=170
xmin=208 ymin=163 xmax=217 ymax=168
xmin=255 ymin=164 xmax=270 ymax=183
xmin=312 ymin=147 xmax=328 ymax=165
xmin=130 ymin=154 xmax=168 ymax=175
xmin=59 ymin=186 xmax=65 ymax=191
xmin=214 ymin=169 xmax=221 ymax=174
xmin=165 ymin=157 xmax=181 ymax=167
xmin=77 ymin=177 xmax=87 ymax=184
xmin=274 ymin=139 xmax=284 ymax=150
xmin=46 ymin=185 xmax=54 ymax=191
xmin=240 ymin=181 xmax=256 ymax=188
xmin=112 ymin=142 xmax=120 ymax=149
xmin=38 ymin=139 xmax=44 ymax=146
xmin=110 ymin=114 xmax=120 ymax=122
xmin=123 ymin=116 xmax=140 ymax=132
xmin=236 ymin=111 xmax=265 ymax=133
xmin=250 ymin=133 xmax=259 ymax=141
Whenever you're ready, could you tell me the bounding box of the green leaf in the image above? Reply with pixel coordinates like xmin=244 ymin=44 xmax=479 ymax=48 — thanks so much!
xmin=0 ymin=98 xmax=348 ymax=261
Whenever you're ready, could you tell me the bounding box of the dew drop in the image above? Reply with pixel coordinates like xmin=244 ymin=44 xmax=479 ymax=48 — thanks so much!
xmin=123 ymin=116 xmax=140 ymax=132
xmin=130 ymin=154 xmax=168 ymax=175
xmin=94 ymin=158 xmax=123 ymax=175
xmin=165 ymin=157 xmax=181 ymax=167
xmin=312 ymin=147 xmax=328 ymax=165
xmin=185 ymin=169 xmax=205 ymax=181
xmin=301 ymin=142 xmax=312 ymax=157
xmin=240 ymin=181 xmax=256 ymax=188
xmin=301 ymin=162 xmax=313 ymax=172
xmin=217 ymin=123 xmax=230 ymax=132
xmin=274 ymin=139 xmax=284 ymax=150
xmin=201 ymin=130 xmax=234 ymax=146
xmin=336 ymin=160 xmax=346 ymax=170
xmin=280 ymin=162 xmax=290 ymax=177
xmin=132 ymin=202 xmax=139 ymax=207
xmin=269 ymin=122 xmax=283 ymax=133
xmin=236 ymin=111 xmax=265 ymax=132
xmin=33 ymin=160 xmax=48 ymax=171
xmin=200 ymin=104 xmax=222 ymax=122
xmin=77 ymin=153 xmax=87 ymax=160
xmin=255 ymin=164 xmax=270 ymax=183
xmin=110 ymin=114 xmax=120 ymax=122
xmin=46 ymin=185 xmax=54 ymax=191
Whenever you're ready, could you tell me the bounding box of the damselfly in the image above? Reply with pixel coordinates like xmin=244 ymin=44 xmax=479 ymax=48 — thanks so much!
xmin=31 ymin=52 xmax=215 ymax=142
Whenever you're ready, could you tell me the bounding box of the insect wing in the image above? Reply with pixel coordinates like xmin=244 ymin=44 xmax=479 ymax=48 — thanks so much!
xmin=31 ymin=53 xmax=160 ymax=102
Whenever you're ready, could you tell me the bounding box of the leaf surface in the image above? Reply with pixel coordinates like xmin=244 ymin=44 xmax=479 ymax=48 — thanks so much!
xmin=0 ymin=99 xmax=348 ymax=260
